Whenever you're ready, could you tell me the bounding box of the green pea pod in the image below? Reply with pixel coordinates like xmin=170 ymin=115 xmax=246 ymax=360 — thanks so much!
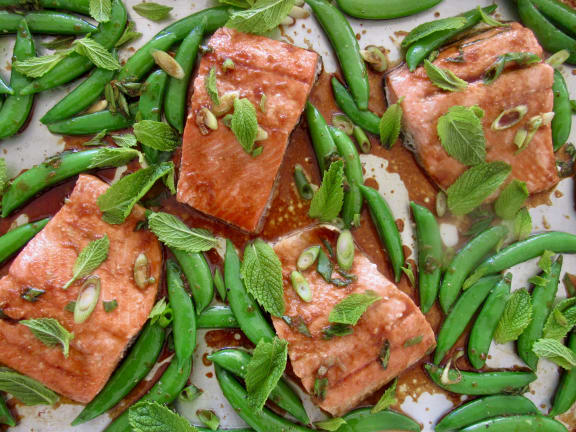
xmin=208 ymin=349 xmax=309 ymax=424
xmin=20 ymin=0 xmax=127 ymax=95
xmin=118 ymin=6 xmax=232 ymax=81
xmin=335 ymin=0 xmax=441 ymax=19
xmin=41 ymin=66 xmax=116 ymax=124
xmin=305 ymin=102 xmax=338 ymax=174
xmin=224 ymin=239 xmax=275 ymax=345
xmin=2 ymin=148 xmax=140 ymax=217
xmin=465 ymin=231 xmax=576 ymax=289
xmin=103 ymin=355 xmax=192 ymax=432
xmin=410 ymin=202 xmax=442 ymax=314
xmin=47 ymin=103 xmax=136 ymax=135
xmin=0 ymin=218 xmax=50 ymax=265
xmin=171 ymin=248 xmax=214 ymax=313
xmin=550 ymin=331 xmax=576 ymax=416
xmin=405 ymin=5 xmax=497 ymax=71
xmin=434 ymin=276 xmax=501 ymax=365
xmin=0 ymin=393 xmax=15 ymax=427
xmin=518 ymin=0 xmax=576 ymax=65
xmin=341 ymin=184 xmax=363 ymax=229
xmin=305 ymin=0 xmax=369 ymax=110
xmin=532 ymin=0 xmax=576 ymax=38
xmin=460 ymin=415 xmax=568 ymax=432
xmin=0 ymin=19 xmax=35 ymax=140
xmin=339 ymin=407 xmax=421 ymax=431
xmin=359 ymin=184 xmax=404 ymax=282
xmin=468 ymin=276 xmax=512 ymax=370
xmin=0 ymin=75 xmax=13 ymax=95
xmin=552 ymin=69 xmax=571 ymax=151
xmin=331 ymin=77 xmax=380 ymax=135
xmin=0 ymin=11 xmax=96 ymax=35
xmin=440 ymin=226 xmax=508 ymax=313
xmin=164 ymin=23 xmax=203 ymax=133
xmin=167 ymin=259 xmax=197 ymax=367
xmin=0 ymin=0 xmax=90 ymax=14
xmin=425 ymin=364 xmax=537 ymax=395
xmin=197 ymin=306 xmax=238 ymax=329
xmin=71 ymin=322 xmax=166 ymax=425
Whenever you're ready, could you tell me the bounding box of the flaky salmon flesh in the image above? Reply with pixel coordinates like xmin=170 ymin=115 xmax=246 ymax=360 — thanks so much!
xmin=272 ymin=226 xmax=435 ymax=417
xmin=177 ymin=28 xmax=319 ymax=233
xmin=0 ymin=175 xmax=161 ymax=403
xmin=386 ymin=23 xmax=558 ymax=195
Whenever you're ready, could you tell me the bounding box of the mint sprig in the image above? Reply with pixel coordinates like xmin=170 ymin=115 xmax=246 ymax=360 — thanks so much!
xmin=129 ymin=401 xmax=196 ymax=432
xmin=63 ymin=235 xmax=110 ymax=289
xmin=0 ymin=368 xmax=59 ymax=406
xmin=21 ymin=318 xmax=74 ymax=358
xmin=309 ymin=160 xmax=344 ymax=222
xmin=437 ymin=105 xmax=485 ymax=166
xmin=226 ymin=0 xmax=295 ymax=35
xmin=494 ymin=288 xmax=533 ymax=344
xmin=329 ymin=290 xmax=381 ymax=326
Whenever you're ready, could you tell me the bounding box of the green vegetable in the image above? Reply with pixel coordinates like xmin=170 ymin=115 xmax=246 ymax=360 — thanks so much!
xmin=147 ymin=212 xmax=217 ymax=253
xmin=20 ymin=318 xmax=74 ymax=358
xmin=494 ymin=180 xmax=529 ymax=220
xmin=63 ymin=236 xmax=109 ymax=289
xmin=552 ymin=69 xmax=572 ymax=151
xmin=74 ymin=276 xmax=101 ymax=324
xmin=197 ymin=306 xmax=238 ymax=329
xmin=437 ymin=105 xmax=485 ymax=166
xmin=494 ymin=288 xmax=534 ymax=344
xmin=0 ymin=219 xmax=50 ymax=265
xmin=309 ymin=160 xmax=344 ymax=221
xmin=338 ymin=407 xmax=420 ymax=432
xmin=329 ymin=291 xmax=381 ymax=325
xmin=0 ymin=367 xmax=58 ymax=406
xmin=133 ymin=2 xmax=172 ymax=21
xmin=533 ymin=338 xmax=576 ymax=369
xmin=305 ymin=102 xmax=338 ymax=174
xmin=133 ymin=120 xmax=180 ymax=151
xmin=230 ymin=98 xmax=260 ymax=156
xmin=483 ymin=52 xmax=541 ymax=84
xmin=460 ymin=415 xmax=568 ymax=432
xmin=371 ymin=379 xmax=397 ymax=413
xmin=331 ymin=78 xmax=380 ymax=135
xmin=550 ymin=331 xmax=576 ymax=416
xmin=424 ymin=60 xmax=468 ymax=92
xmin=291 ymin=271 xmax=311 ymax=302
xmin=402 ymin=16 xmax=467 ymax=49
xmin=336 ymin=229 xmax=355 ymax=271
xmin=335 ymin=0 xmax=441 ymax=20
xmin=294 ymin=164 xmax=315 ymax=200
xmin=197 ymin=410 xmax=220 ymax=431
xmin=171 ymin=248 xmax=214 ymax=313
xmin=378 ymin=99 xmax=403 ymax=149
xmin=226 ymin=0 xmax=295 ymax=34
xmin=129 ymin=401 xmax=195 ymax=431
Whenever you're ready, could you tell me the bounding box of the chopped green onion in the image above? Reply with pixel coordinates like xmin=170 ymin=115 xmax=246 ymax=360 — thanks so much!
xmin=514 ymin=128 xmax=528 ymax=150
xmin=196 ymin=108 xmax=218 ymax=135
xmin=222 ymin=58 xmax=235 ymax=72
xmin=332 ymin=114 xmax=354 ymax=135
xmin=65 ymin=301 xmax=76 ymax=312
xmin=317 ymin=248 xmax=333 ymax=281
xmin=297 ymin=245 xmax=321 ymax=271
xmin=212 ymin=92 xmax=238 ymax=117
xmin=336 ymin=229 xmax=355 ymax=271
xmin=360 ymin=46 xmax=388 ymax=73
xmin=260 ymin=93 xmax=267 ymax=113
xmin=291 ymin=270 xmax=312 ymax=302
xmin=74 ymin=276 xmax=101 ymax=324
xmin=436 ymin=191 xmax=447 ymax=217
xmin=353 ymin=126 xmax=371 ymax=153
xmin=133 ymin=253 xmax=153 ymax=289
xmin=180 ymin=384 xmax=203 ymax=402
xmin=546 ymin=50 xmax=570 ymax=68
xmin=294 ymin=164 xmax=315 ymax=200
xmin=255 ymin=126 xmax=268 ymax=142
xmin=491 ymin=105 xmax=528 ymax=130
xmin=21 ymin=287 xmax=45 ymax=303
xmin=103 ymin=299 xmax=118 ymax=312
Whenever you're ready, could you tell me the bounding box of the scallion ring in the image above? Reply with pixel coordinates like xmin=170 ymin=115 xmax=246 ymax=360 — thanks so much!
xmin=332 ymin=113 xmax=354 ymax=135
xmin=297 ymin=245 xmax=321 ymax=271
xmin=291 ymin=271 xmax=312 ymax=302
xmin=491 ymin=105 xmax=528 ymax=130
xmin=360 ymin=46 xmax=388 ymax=73
xmin=337 ymin=229 xmax=355 ymax=271
xmin=133 ymin=253 xmax=153 ymax=289
xmin=546 ymin=50 xmax=570 ymax=69
xmin=74 ymin=275 xmax=101 ymax=324
xmin=353 ymin=126 xmax=371 ymax=153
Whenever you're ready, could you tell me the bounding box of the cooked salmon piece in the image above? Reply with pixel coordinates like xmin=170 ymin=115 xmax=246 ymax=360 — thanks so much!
xmin=272 ymin=226 xmax=435 ymax=416
xmin=177 ymin=28 xmax=318 ymax=233
xmin=387 ymin=23 xmax=558 ymax=194
xmin=0 ymin=174 xmax=161 ymax=403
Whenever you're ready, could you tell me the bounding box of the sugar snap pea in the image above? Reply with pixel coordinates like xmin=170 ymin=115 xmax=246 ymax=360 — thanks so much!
xmin=225 ymin=239 xmax=275 ymax=345
xmin=0 ymin=0 xmax=90 ymax=14
xmin=20 ymin=0 xmax=127 ymax=95
xmin=47 ymin=103 xmax=136 ymax=135
xmin=197 ymin=306 xmax=238 ymax=329
xmin=171 ymin=248 xmax=214 ymax=313
xmin=0 ymin=218 xmax=50 ymax=265
xmin=305 ymin=0 xmax=369 ymax=110
xmin=435 ymin=395 xmax=539 ymax=432
xmin=460 ymin=415 xmax=568 ymax=432
xmin=552 ymin=69 xmax=571 ymax=151
xmin=340 ymin=407 xmax=421 ymax=431
xmin=440 ymin=226 xmax=508 ymax=313
xmin=0 ymin=19 xmax=35 ymax=140
xmin=305 ymin=102 xmax=338 ymax=174
xmin=0 ymin=75 xmax=12 ymax=96
xmin=164 ymin=23 xmax=203 ymax=133
xmin=71 ymin=321 xmax=166 ymax=425
xmin=532 ymin=0 xmax=576 ymax=38
xmin=208 ymin=349 xmax=309 ymax=424
xmin=425 ymin=364 xmax=537 ymax=395
xmin=331 ymin=77 xmax=380 ymax=136
xmin=550 ymin=330 xmax=576 ymax=416
xmin=411 ymin=202 xmax=442 ymax=314
xmin=0 ymin=11 xmax=96 ymax=35
xmin=359 ymin=184 xmax=404 ymax=282
xmin=335 ymin=0 xmax=441 ymax=20
xmin=468 ymin=275 xmax=511 ymax=370
xmin=434 ymin=276 xmax=501 ymax=365
xmin=0 ymin=394 xmax=14 ymax=426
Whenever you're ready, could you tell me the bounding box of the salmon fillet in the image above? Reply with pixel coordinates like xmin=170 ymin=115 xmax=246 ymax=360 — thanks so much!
xmin=272 ymin=226 xmax=435 ymax=416
xmin=177 ymin=28 xmax=318 ymax=233
xmin=0 ymin=175 xmax=161 ymax=403
xmin=386 ymin=23 xmax=558 ymax=194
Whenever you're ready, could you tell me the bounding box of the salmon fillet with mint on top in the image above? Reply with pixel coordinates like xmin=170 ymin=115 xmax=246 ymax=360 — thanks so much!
xmin=272 ymin=226 xmax=435 ymax=417
xmin=0 ymin=174 xmax=162 ymax=403
xmin=177 ymin=28 xmax=319 ymax=233
xmin=387 ymin=23 xmax=558 ymax=195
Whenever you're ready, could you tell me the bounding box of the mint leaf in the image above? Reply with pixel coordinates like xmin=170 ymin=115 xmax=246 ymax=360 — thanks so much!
xmin=241 ymin=239 xmax=285 ymax=317
xmin=180 ymin=384 xmax=203 ymax=402
xmin=97 ymin=163 xmax=175 ymax=224
xmin=371 ymin=378 xmax=397 ymax=413
xmin=129 ymin=401 xmax=197 ymax=432
xmin=230 ymin=98 xmax=259 ymax=155
xmin=87 ymin=147 xmax=141 ymax=169
xmin=21 ymin=318 xmax=74 ymax=358
xmin=13 ymin=51 xmax=71 ymax=78
xmin=537 ymin=250 xmax=555 ymax=274
xmin=226 ymin=0 xmax=295 ymax=35
xmin=543 ymin=298 xmax=576 ymax=340
xmin=197 ymin=410 xmax=219 ymax=431
xmin=74 ymin=37 xmax=121 ymax=70
xmin=494 ymin=179 xmax=528 ymax=220
xmin=0 ymin=368 xmax=59 ymax=406
xmin=63 ymin=235 xmax=109 ymax=289
xmin=111 ymin=133 xmax=137 ymax=148
xmin=206 ymin=68 xmax=220 ymax=105
xmin=115 ymin=21 xmax=141 ymax=47
xmin=424 ymin=60 xmax=468 ymax=92
xmin=309 ymin=160 xmax=344 ymax=221
xmin=315 ymin=418 xmax=347 ymax=431
xmin=89 ymin=0 xmax=111 ymax=22
xmin=514 ymin=207 xmax=532 ymax=241
xmin=148 ymin=212 xmax=217 ymax=253
xmin=446 ymin=161 xmax=511 ymax=215
xmin=133 ymin=2 xmax=172 ymax=21
xmin=533 ymin=338 xmax=576 ymax=369
xmin=83 ymin=130 xmax=108 ymax=147
xmin=379 ymin=99 xmax=403 ymax=149
xmin=246 ymin=337 xmax=288 ymax=410
xmin=149 ymin=298 xmax=173 ymax=328
xmin=437 ymin=105 xmax=485 ymax=166
xmin=494 ymin=288 xmax=533 ymax=344
xmin=133 ymin=120 xmax=180 ymax=151
xmin=329 ymin=291 xmax=381 ymax=325
xmin=402 ymin=17 xmax=467 ymax=49
xmin=484 ymin=52 xmax=541 ymax=84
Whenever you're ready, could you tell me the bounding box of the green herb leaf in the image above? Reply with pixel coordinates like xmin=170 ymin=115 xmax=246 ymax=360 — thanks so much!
xmin=446 ymin=161 xmax=511 ymax=215
xmin=379 ymin=340 xmax=391 ymax=369
xmin=13 ymin=51 xmax=71 ymax=78
xmin=133 ymin=2 xmax=172 ymax=21
xmin=379 ymin=99 xmax=403 ymax=149
xmin=401 ymin=265 xmax=415 ymax=286
xmin=115 ymin=21 xmax=142 ymax=47
xmin=513 ymin=207 xmax=532 ymax=241
xmin=74 ymin=37 xmax=121 ymax=71
xmin=478 ymin=5 xmax=505 ymax=27
xmin=404 ymin=335 xmax=423 ymax=347
xmin=197 ymin=410 xmax=219 ymax=431
xmin=314 ymin=377 xmax=328 ymax=400
xmin=241 ymin=239 xmax=285 ymax=317
xmin=245 ymin=337 xmax=288 ymax=410
xmin=437 ymin=105 xmax=485 ymax=166
xmin=87 ymin=147 xmax=141 ymax=169
xmin=309 ymin=160 xmax=344 ymax=222
xmin=21 ymin=287 xmax=45 ymax=302
xmin=484 ymin=52 xmax=541 ymax=85
xmin=226 ymin=0 xmax=295 ymax=35
xmin=219 ymin=0 xmax=255 ymax=7
xmin=0 ymin=368 xmax=59 ymax=406
xmin=315 ymin=417 xmax=347 ymax=431
xmin=533 ymin=338 xmax=576 ymax=369
xmin=424 ymin=60 xmax=468 ymax=92
xmin=329 ymin=291 xmax=381 ymax=325
xmin=103 ymin=299 xmax=118 ymax=312
xmin=494 ymin=179 xmax=528 ymax=220
xmin=230 ymin=98 xmax=259 ymax=155
xmin=112 ymin=133 xmax=137 ymax=148
xmin=401 ymin=17 xmax=467 ymax=49
xmin=180 ymin=384 xmax=203 ymax=402
xmin=89 ymin=0 xmax=111 ymax=22
xmin=133 ymin=120 xmax=180 ymax=151
xmin=322 ymin=323 xmax=353 ymax=339
xmin=20 ymin=318 xmax=74 ymax=358
xmin=206 ymin=67 xmax=220 ymax=105
xmin=62 ymin=235 xmax=109 ymax=290
xmin=149 ymin=298 xmax=173 ymax=328
xmin=543 ymin=298 xmax=576 ymax=340
xmin=129 ymin=401 xmax=197 ymax=432
xmin=538 ymin=250 xmax=555 ymax=274
xmin=494 ymin=288 xmax=533 ymax=344
xmin=371 ymin=378 xmax=397 ymax=413
xmin=83 ymin=129 xmax=107 ymax=147
xmin=148 ymin=212 xmax=218 ymax=253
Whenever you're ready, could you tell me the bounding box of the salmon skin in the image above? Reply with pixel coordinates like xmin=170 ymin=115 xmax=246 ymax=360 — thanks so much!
xmin=0 ymin=175 xmax=161 ymax=404
xmin=177 ymin=28 xmax=319 ymax=233
xmin=387 ymin=23 xmax=558 ymax=195
xmin=272 ymin=226 xmax=435 ymax=416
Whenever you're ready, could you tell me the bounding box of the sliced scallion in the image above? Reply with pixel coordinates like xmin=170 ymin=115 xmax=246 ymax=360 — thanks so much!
xmin=294 ymin=164 xmax=315 ymax=201
xmin=291 ymin=270 xmax=312 ymax=302
xmin=546 ymin=50 xmax=570 ymax=69
xmin=491 ymin=105 xmax=527 ymax=130
xmin=336 ymin=229 xmax=355 ymax=271
xmin=74 ymin=276 xmax=101 ymax=324
xmin=332 ymin=113 xmax=354 ymax=135
xmin=133 ymin=253 xmax=153 ymax=289
xmin=297 ymin=245 xmax=320 ymax=271
xmin=360 ymin=46 xmax=388 ymax=73
xmin=353 ymin=126 xmax=371 ymax=153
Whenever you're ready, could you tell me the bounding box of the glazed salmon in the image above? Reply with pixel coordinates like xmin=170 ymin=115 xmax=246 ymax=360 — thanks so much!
xmin=387 ymin=23 xmax=558 ymax=194
xmin=177 ymin=28 xmax=319 ymax=233
xmin=0 ymin=175 xmax=161 ymax=403
xmin=272 ymin=226 xmax=435 ymax=416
